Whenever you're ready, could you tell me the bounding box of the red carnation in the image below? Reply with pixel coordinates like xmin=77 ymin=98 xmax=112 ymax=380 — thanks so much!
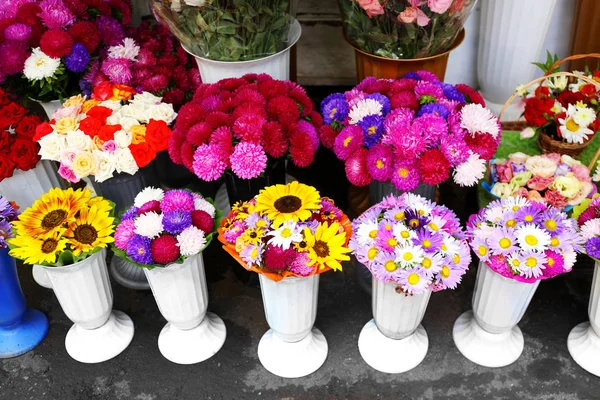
xmin=289 ymin=130 xmax=315 ymax=168
xmin=40 ymin=29 xmax=74 ymax=58
xmin=129 ymin=142 xmax=156 ymax=168
xmin=145 ymin=119 xmax=172 ymax=152
xmin=318 ymin=125 xmax=338 ymax=150
xmin=345 ymin=148 xmax=372 ymax=187
xmin=464 ymin=132 xmax=498 ymax=161
xmin=418 ymin=148 xmax=450 ymax=186
xmin=85 ymin=106 xmax=112 ymax=124
xmin=582 ymin=83 xmax=598 ymax=98
xmin=191 ymin=210 xmax=214 ymax=234
xmin=97 ymin=125 xmax=121 ymax=142
xmin=0 ymin=103 xmax=27 ymax=130
xmin=168 ymin=129 xmax=185 ymax=164
xmin=523 ymin=97 xmax=554 ymax=127
xmin=557 ymin=90 xmax=585 ymax=108
xmin=263 ymin=243 xmax=296 ymax=271
xmin=455 ymin=84 xmax=485 ymax=106
xmin=267 ymin=96 xmax=301 ymax=128
xmin=33 ymin=122 xmax=54 ymax=141
xmin=9 ymin=137 xmax=39 ymax=171
xmin=79 ymin=117 xmax=102 ymax=137
xmin=138 ymin=200 xmax=161 ymax=216
xmin=262 ymin=121 xmax=288 ymax=158
xmin=150 ymin=234 xmax=180 ymax=265
xmin=15 ymin=115 xmax=41 ymax=139
xmin=534 ymin=85 xmax=551 ymax=99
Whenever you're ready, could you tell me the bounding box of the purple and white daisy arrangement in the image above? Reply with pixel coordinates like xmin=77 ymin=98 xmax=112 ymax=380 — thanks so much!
xmin=112 ymin=187 xmax=220 ymax=268
xmin=350 ymin=193 xmax=471 ymax=295
xmin=576 ymin=196 xmax=600 ymax=261
xmin=468 ymin=197 xmax=582 ymax=283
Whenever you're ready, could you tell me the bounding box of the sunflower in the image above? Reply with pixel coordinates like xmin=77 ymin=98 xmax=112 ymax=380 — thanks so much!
xmin=255 ymin=182 xmax=321 ymax=227
xmin=87 ymin=195 xmax=114 ymax=214
xmin=64 ymin=204 xmax=115 ymax=256
xmin=304 ymin=222 xmax=351 ymax=271
xmin=9 ymin=230 xmax=68 ymax=265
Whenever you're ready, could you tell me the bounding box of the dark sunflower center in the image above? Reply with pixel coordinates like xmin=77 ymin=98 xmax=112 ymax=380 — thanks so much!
xmin=74 ymin=224 xmax=98 ymax=245
xmin=42 ymin=209 xmax=67 ymax=230
xmin=42 ymin=238 xmax=58 ymax=254
xmin=313 ymin=240 xmax=330 ymax=258
xmin=274 ymin=195 xmax=302 ymax=213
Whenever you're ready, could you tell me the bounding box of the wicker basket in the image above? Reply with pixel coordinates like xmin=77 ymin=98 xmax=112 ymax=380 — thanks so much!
xmin=537 ymin=130 xmax=588 ymax=157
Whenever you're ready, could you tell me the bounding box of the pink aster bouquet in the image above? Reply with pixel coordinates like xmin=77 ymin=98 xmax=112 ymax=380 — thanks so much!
xmin=168 ymin=74 xmax=322 ymax=182
xmin=112 ymin=187 xmax=221 ymax=268
xmin=574 ymin=196 xmax=600 ymax=261
xmin=467 ymin=197 xmax=582 ymax=283
xmin=319 ymin=72 xmax=501 ymax=189
xmin=486 ymin=152 xmax=595 ymax=210
xmin=0 ymin=0 xmax=131 ymax=101
xmin=217 ymin=182 xmax=352 ymax=282
xmin=82 ymin=21 xmax=201 ymax=109
xmin=350 ymin=193 xmax=470 ymax=294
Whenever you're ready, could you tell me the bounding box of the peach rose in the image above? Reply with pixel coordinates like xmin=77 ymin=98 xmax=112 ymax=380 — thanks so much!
xmin=398 ymin=7 xmax=417 ymax=23
xmin=357 ymin=0 xmax=385 ymax=18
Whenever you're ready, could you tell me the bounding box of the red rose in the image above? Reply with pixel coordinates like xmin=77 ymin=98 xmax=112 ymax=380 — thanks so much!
xmin=33 ymin=122 xmax=54 ymax=141
xmin=9 ymin=137 xmax=39 ymax=171
xmin=79 ymin=117 xmax=102 ymax=137
xmin=0 ymin=130 xmax=14 ymax=150
xmin=0 ymin=102 xmax=27 ymax=130
xmin=85 ymin=106 xmax=112 ymax=125
xmin=0 ymin=157 xmax=15 ymax=181
xmin=0 ymin=88 xmax=10 ymax=107
xmin=523 ymin=97 xmax=554 ymax=127
xmin=557 ymin=90 xmax=585 ymax=108
xmin=129 ymin=142 xmax=156 ymax=168
xmin=15 ymin=115 xmax=42 ymax=138
xmin=92 ymin=81 xmax=114 ymax=101
xmin=145 ymin=119 xmax=172 ymax=152
xmin=97 ymin=125 xmax=121 ymax=142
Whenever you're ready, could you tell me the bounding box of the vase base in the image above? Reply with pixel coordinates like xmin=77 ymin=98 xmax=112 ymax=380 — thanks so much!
xmin=110 ymin=256 xmax=150 ymax=290
xmin=257 ymin=327 xmax=328 ymax=378
xmin=65 ymin=310 xmax=134 ymax=363
xmin=358 ymin=319 xmax=428 ymax=373
xmin=453 ymin=311 xmax=524 ymax=368
xmin=0 ymin=309 xmax=49 ymax=358
xmin=568 ymin=321 xmax=600 ymax=376
xmin=158 ymin=312 xmax=226 ymax=365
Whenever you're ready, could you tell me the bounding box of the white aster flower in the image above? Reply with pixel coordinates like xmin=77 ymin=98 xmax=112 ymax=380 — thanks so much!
xmin=194 ymin=197 xmax=216 ymax=218
xmin=23 ymin=48 xmax=60 ymax=80
xmin=134 ymin=211 xmax=164 ymax=239
xmin=581 ymin=219 xmax=600 ymax=241
xmin=134 ymin=187 xmax=165 ymax=207
xmin=108 ymin=38 xmax=140 ymax=60
xmin=516 ymin=224 xmax=551 ymax=251
xmin=403 ymin=193 xmax=433 ymax=216
xmin=562 ymin=249 xmax=577 ymax=271
xmin=453 ymin=152 xmax=486 ymax=187
xmin=460 ymin=103 xmax=500 ymax=139
xmin=356 ymin=219 xmax=379 ymax=246
xmin=572 ymin=104 xmax=596 ymax=127
xmin=439 ymin=236 xmax=460 ymax=256
xmin=484 ymin=205 xmax=504 ymax=223
xmin=268 ymin=220 xmax=303 ymax=250
xmin=177 ymin=226 xmax=206 ymax=257
xmin=348 ymin=98 xmax=383 ymax=125
xmin=392 ymin=222 xmax=417 ymax=243
xmin=503 ymin=196 xmax=530 ymax=212
xmin=394 ymin=243 xmax=424 ymax=267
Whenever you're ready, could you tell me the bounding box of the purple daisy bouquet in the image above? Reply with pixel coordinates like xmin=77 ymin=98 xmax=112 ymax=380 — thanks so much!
xmin=467 ymin=197 xmax=582 ymax=284
xmin=0 ymin=196 xmax=18 ymax=249
xmin=350 ymin=193 xmax=471 ymax=295
xmin=112 ymin=187 xmax=222 ymax=269
xmin=575 ymin=196 xmax=600 ymax=261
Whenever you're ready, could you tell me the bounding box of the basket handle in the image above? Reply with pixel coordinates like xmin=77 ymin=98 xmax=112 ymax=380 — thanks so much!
xmin=545 ymin=53 xmax=600 ymax=76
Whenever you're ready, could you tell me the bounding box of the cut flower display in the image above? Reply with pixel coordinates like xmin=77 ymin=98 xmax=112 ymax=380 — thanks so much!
xmin=0 ymin=195 xmax=18 ymax=249
xmin=575 ymin=196 xmax=600 ymax=261
xmin=319 ymin=72 xmax=500 ymax=189
xmin=218 ymin=182 xmax=352 ymax=281
xmin=350 ymin=193 xmax=470 ymax=295
xmin=467 ymin=197 xmax=582 ymax=283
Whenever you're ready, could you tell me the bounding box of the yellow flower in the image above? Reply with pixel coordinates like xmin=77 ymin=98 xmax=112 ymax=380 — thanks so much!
xmin=54 ymin=117 xmax=79 ymax=134
xmin=88 ymin=196 xmax=113 ymax=214
xmin=241 ymin=227 xmax=265 ymax=246
xmin=509 ymin=171 xmax=533 ymax=188
xmin=71 ymin=152 xmax=96 ymax=178
xmin=255 ymin=182 xmax=321 ymax=228
xmin=64 ymin=204 xmax=115 ymax=256
xmin=129 ymin=125 xmax=147 ymax=144
xmin=304 ymin=222 xmax=351 ymax=271
xmin=9 ymin=230 xmax=68 ymax=265
xmin=82 ymin=99 xmax=101 ymax=113
xmin=63 ymin=94 xmax=85 ymax=108
xmin=549 ymin=174 xmax=582 ymax=199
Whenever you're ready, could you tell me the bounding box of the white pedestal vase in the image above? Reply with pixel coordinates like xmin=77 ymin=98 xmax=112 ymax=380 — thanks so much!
xmin=41 ymin=251 xmax=134 ymax=363
xmin=453 ymin=261 xmax=540 ymax=367
xmin=358 ymin=279 xmax=431 ymax=373
xmin=183 ymin=18 xmax=301 ymax=84
xmin=568 ymin=261 xmax=600 ymax=376
xmin=143 ymin=253 xmax=226 ymax=364
xmin=257 ymin=274 xmax=327 ymax=378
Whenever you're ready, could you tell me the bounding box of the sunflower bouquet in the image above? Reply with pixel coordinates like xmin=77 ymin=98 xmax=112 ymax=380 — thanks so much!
xmin=8 ymin=188 xmax=115 ymax=266
xmin=218 ymin=182 xmax=352 ymax=281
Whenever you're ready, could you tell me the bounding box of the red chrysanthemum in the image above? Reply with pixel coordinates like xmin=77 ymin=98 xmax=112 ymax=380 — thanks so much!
xmin=289 ymin=85 xmax=313 ymax=116
xmin=258 ymin=79 xmax=289 ymax=100
xmin=232 ymin=102 xmax=267 ymax=120
xmin=67 ymin=21 xmax=100 ymax=52
xmin=180 ymin=140 xmax=195 ymax=170
xmin=464 ymin=132 xmax=498 ymax=161
xmin=309 ymin=110 xmax=323 ymax=129
xmin=232 ymin=113 xmax=265 ymax=143
xmin=191 ymin=210 xmax=214 ymax=234
xmin=150 ymin=234 xmax=180 ymax=265
xmin=390 ymin=90 xmax=419 ymax=110
xmin=267 ymin=96 xmax=301 ymax=128
xmin=168 ymin=129 xmax=185 ymax=164
xmin=417 ymin=148 xmax=450 ymax=185
xmin=138 ymin=200 xmax=161 ymax=216
xmin=455 ymin=84 xmax=485 ymax=106
xmin=263 ymin=243 xmax=296 ymax=271
xmin=262 ymin=121 xmax=288 ymax=158
xmin=62 ymin=0 xmax=88 ymax=17
xmin=40 ymin=29 xmax=74 ymax=58
xmin=364 ymin=80 xmax=391 ymax=96
xmin=389 ymin=78 xmax=417 ymax=94
xmin=209 ymin=126 xmax=233 ymax=163
xmin=318 ymin=125 xmax=338 ymax=150
xmin=142 ymin=74 xmax=169 ymax=92
xmin=162 ymin=88 xmax=185 ymax=107
xmin=174 ymin=102 xmax=206 ymax=132
xmin=205 ymin=111 xmax=232 ymax=129
xmin=186 ymin=122 xmax=212 ymax=146
xmin=289 ymin=130 xmax=315 ymax=168
xmin=219 ymin=77 xmax=246 ymax=92
xmin=345 ymin=147 xmax=372 ymax=187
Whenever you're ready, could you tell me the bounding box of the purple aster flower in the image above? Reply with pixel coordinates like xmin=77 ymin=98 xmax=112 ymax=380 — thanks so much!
xmin=416 ymin=103 xmax=451 ymax=119
xmin=515 ymin=205 xmax=543 ymax=224
xmin=121 ymin=206 xmax=139 ymax=221
xmin=127 ymin=234 xmax=154 ymax=264
xmin=436 ymin=82 xmax=466 ymax=103
xmin=161 ymin=190 xmax=195 ymax=213
xmin=540 ymin=208 xmax=566 ymax=235
xmin=0 ymin=197 xmax=18 ymax=221
xmin=240 ymin=243 xmax=264 ymax=267
xmin=405 ymin=209 xmax=430 ymax=231
xmin=440 ymin=135 xmax=470 ymax=166
xmin=79 ymin=79 xmax=92 ymax=97
xmin=371 ymin=251 xmax=399 ymax=283
xmin=321 ymin=93 xmax=349 ymax=125
xmin=39 ymin=0 xmax=75 ymax=29
xmin=0 ymin=220 xmax=12 ymax=248
xmin=413 ymin=229 xmax=444 ymax=253
xmin=4 ymin=23 xmax=31 ymax=42
xmin=435 ymin=263 xmax=463 ymax=289
xmin=375 ymin=226 xmax=398 ymax=253
xmin=163 ymin=210 xmax=192 ymax=235
xmin=402 ymin=72 xmax=421 ymax=81
xmin=366 ymin=93 xmax=391 ymax=115
xmin=96 ymin=15 xmax=125 ymax=46
xmin=101 ymin=58 xmax=132 ymax=85
xmin=414 ymin=81 xmax=444 ymax=100
xmin=488 ymin=228 xmax=518 ymax=255
xmin=65 ymin=43 xmax=89 ymax=73
xmin=358 ymin=114 xmax=384 ymax=149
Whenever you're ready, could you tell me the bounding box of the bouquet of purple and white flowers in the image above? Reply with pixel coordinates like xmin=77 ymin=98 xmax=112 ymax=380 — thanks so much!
xmin=350 ymin=193 xmax=470 ymax=294
xmin=0 ymin=195 xmax=18 ymax=249
xmin=576 ymin=196 xmax=600 ymax=261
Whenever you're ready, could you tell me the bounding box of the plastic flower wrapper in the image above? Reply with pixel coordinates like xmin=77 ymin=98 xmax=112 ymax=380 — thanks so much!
xmin=467 ymin=197 xmax=583 ymax=283
xmin=8 ymin=188 xmax=115 ymax=266
xmin=319 ymin=72 xmax=499 ymax=189
xmin=111 ymin=187 xmax=221 ymax=269
xmin=350 ymin=193 xmax=470 ymax=295
xmin=218 ymin=182 xmax=352 ymax=282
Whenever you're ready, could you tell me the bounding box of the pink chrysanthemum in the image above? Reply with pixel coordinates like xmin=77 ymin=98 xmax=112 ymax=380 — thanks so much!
xmin=101 ymin=58 xmax=132 ymax=85
xmin=0 ymin=41 xmax=29 ymax=75
xmin=438 ymin=98 xmax=461 ymax=112
xmin=209 ymin=126 xmax=233 ymax=163
xmin=200 ymin=95 xmax=222 ymax=112
xmin=223 ymin=220 xmax=246 ymax=243
xmin=161 ymin=190 xmax=195 ymax=213
xmin=39 ymin=0 xmax=75 ymax=29
xmin=543 ymin=250 xmax=565 ymax=279
xmin=411 ymin=114 xmax=448 ymax=147
xmin=416 ymin=70 xmax=440 ymax=82
xmin=114 ymin=219 xmax=136 ymax=250
xmin=192 ymin=144 xmax=227 ymax=181
xmin=391 ymin=158 xmax=420 ymax=191
xmin=289 ymin=252 xmax=314 ymax=276
xmin=414 ymin=81 xmax=444 ymax=99
xmin=366 ymin=144 xmax=393 ymax=182
xmin=5 ymin=23 xmax=31 ymax=41
xmin=382 ymin=108 xmax=415 ymax=145
xmin=388 ymin=128 xmax=426 ymax=159
xmin=232 ymin=113 xmax=266 ymax=143
xmin=447 ymin=111 xmax=466 ymax=136
xmin=235 ymin=88 xmax=266 ymax=107
xmin=230 ymin=142 xmax=267 ymax=179
xmin=345 ymin=147 xmax=372 ymax=186
xmin=333 ymin=125 xmax=363 ymax=161
xmin=440 ymin=135 xmax=470 ymax=166
xmin=345 ymin=88 xmax=366 ymax=109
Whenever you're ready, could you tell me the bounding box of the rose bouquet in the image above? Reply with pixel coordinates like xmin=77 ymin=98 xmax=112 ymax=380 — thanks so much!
xmin=467 ymin=197 xmax=581 ymax=283
xmin=487 ymin=153 xmax=595 ymax=210
xmin=0 ymin=88 xmax=43 ymax=181
xmin=168 ymin=74 xmax=322 ymax=182
xmin=339 ymin=0 xmax=476 ymax=59
xmin=319 ymin=72 xmax=500 ymax=189
xmin=0 ymin=0 xmax=131 ymax=101
xmin=34 ymin=83 xmax=177 ymax=183
xmin=9 ymin=187 xmax=115 ymax=266
xmin=218 ymin=182 xmax=352 ymax=281
xmin=112 ymin=187 xmax=220 ymax=268
xmin=350 ymin=193 xmax=470 ymax=294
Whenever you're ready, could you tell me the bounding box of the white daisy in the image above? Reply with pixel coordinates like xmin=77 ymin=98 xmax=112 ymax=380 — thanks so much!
xmin=134 ymin=211 xmax=164 ymax=239
xmin=506 ymin=253 xmax=522 ymax=273
xmin=348 ymin=98 xmax=383 ymax=125
xmin=177 ymin=226 xmax=206 ymax=257
xmin=573 ymin=104 xmax=596 ymax=127
xmin=427 ymin=215 xmax=447 ymax=233
xmin=194 ymin=197 xmax=216 ymax=218
xmin=394 ymin=243 xmax=424 ymax=267
xmin=420 ymin=253 xmax=443 ymax=277
xmin=460 ymin=103 xmax=500 ymax=139
xmin=439 ymin=236 xmax=460 ymax=256
xmin=453 ymin=152 xmax=486 ymax=187
xmin=581 ymin=219 xmax=600 ymax=241
xmin=268 ymin=220 xmax=302 ymax=250
xmin=392 ymin=222 xmax=417 ymax=244
xmin=503 ymin=196 xmax=530 ymax=212
xmin=558 ymin=104 xmax=593 ymax=144
xmin=107 ymin=38 xmax=140 ymax=60
xmin=515 ymin=224 xmax=551 ymax=251
xmin=404 ymin=193 xmax=433 ymax=216
xmin=356 ymin=219 xmax=379 ymax=246
xmin=134 ymin=187 xmax=165 ymax=207
xmin=23 ymin=48 xmax=60 ymax=80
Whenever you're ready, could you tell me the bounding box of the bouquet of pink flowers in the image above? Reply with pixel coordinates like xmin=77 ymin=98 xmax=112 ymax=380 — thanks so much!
xmin=168 ymin=74 xmax=323 ymax=181
xmin=319 ymin=72 xmax=501 ymax=189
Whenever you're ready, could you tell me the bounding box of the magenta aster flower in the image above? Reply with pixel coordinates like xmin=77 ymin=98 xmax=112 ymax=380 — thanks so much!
xmin=416 ymin=70 xmax=440 ymax=82
xmin=289 ymin=252 xmax=314 ymax=276
xmin=232 ymin=113 xmax=266 ymax=143
xmin=411 ymin=114 xmax=448 ymax=146
xmin=161 ymin=190 xmax=195 ymax=213
xmin=0 ymin=41 xmax=29 ymax=75
xmin=543 ymin=250 xmax=565 ymax=279
xmin=114 ymin=219 xmax=136 ymax=251
xmin=101 ymin=58 xmax=132 ymax=85
xmin=4 ymin=23 xmax=31 ymax=41
xmin=297 ymin=120 xmax=320 ymax=151
xmin=95 ymin=15 xmax=125 ymax=46
xmin=440 ymin=135 xmax=470 ymax=166
xmin=263 ymin=243 xmax=296 ymax=271
xmin=333 ymin=125 xmax=363 ymax=161
xmin=366 ymin=143 xmax=393 ymax=182
xmin=345 ymin=147 xmax=372 ymax=187
xmin=230 ymin=142 xmax=267 ymax=179
xmin=39 ymin=0 xmax=75 ymax=29
xmin=192 ymin=144 xmax=227 ymax=181
xmin=414 ymin=81 xmax=444 ymax=100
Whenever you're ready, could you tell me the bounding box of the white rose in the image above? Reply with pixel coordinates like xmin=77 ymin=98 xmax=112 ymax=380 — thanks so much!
xmin=133 ymin=92 xmax=162 ymax=105
xmin=66 ymin=130 xmax=93 ymax=151
xmin=130 ymin=104 xmax=150 ymax=124
xmin=38 ymin=132 xmax=66 ymax=161
xmin=99 ymin=100 xmax=123 ymax=112
xmin=119 ymin=117 xmax=140 ymax=132
xmin=118 ymin=104 xmax=136 ymax=119
xmin=520 ymin=127 xmax=535 ymax=139
xmin=114 ymin=148 xmax=139 ymax=175
xmin=114 ymin=130 xmax=132 ymax=148
xmin=106 ymin=113 xmax=121 ymax=126
xmin=525 ymin=155 xmax=557 ymax=178
xmin=148 ymin=103 xmax=177 ymax=125
xmin=560 ymin=154 xmax=580 ymax=167
xmin=92 ymin=150 xmax=117 ymax=183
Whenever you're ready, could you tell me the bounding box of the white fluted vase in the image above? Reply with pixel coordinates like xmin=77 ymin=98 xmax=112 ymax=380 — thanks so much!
xmin=42 ymin=251 xmax=134 ymax=363
xmin=0 ymin=161 xmax=63 ymax=210
xmin=358 ymin=279 xmax=430 ymax=373
xmin=568 ymin=261 xmax=600 ymax=376
xmin=453 ymin=261 xmax=540 ymax=367
xmin=143 ymin=253 xmax=226 ymax=364
xmin=257 ymin=274 xmax=327 ymax=378
xmin=34 ymin=99 xmax=62 ymax=120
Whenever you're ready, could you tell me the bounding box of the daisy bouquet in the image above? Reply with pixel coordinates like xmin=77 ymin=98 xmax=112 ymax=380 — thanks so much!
xmin=112 ymin=187 xmax=220 ymax=268
xmin=0 ymin=88 xmax=43 ymax=181
xmin=575 ymin=196 xmax=600 ymax=261
xmin=467 ymin=197 xmax=582 ymax=283
xmin=319 ymin=72 xmax=501 ymax=189
xmin=487 ymin=152 xmax=595 ymax=210
xmin=8 ymin=187 xmax=115 ymax=266
xmin=217 ymin=182 xmax=352 ymax=282
xmin=0 ymin=0 xmax=131 ymax=101
xmin=350 ymin=193 xmax=470 ymax=294
xmin=0 ymin=196 xmax=19 ymax=249
xmin=168 ymin=74 xmax=322 ymax=182
xmin=34 ymin=82 xmax=177 ymax=183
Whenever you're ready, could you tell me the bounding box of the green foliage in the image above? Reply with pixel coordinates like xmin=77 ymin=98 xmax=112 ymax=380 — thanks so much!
xmin=532 ymin=51 xmax=560 ymax=74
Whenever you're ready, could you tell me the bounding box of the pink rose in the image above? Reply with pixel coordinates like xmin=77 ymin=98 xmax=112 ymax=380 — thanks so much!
xmin=495 ymin=162 xmax=513 ymax=183
xmin=102 ymin=140 xmax=117 ymax=153
xmin=527 ymin=190 xmax=546 ymax=204
xmin=416 ymin=7 xmax=431 ymax=26
xmin=52 ymin=105 xmax=81 ymax=120
xmin=527 ymin=175 xmax=554 ymax=191
xmin=58 ymin=163 xmax=79 ymax=183
xmin=428 ymin=0 xmax=453 ymax=14
xmin=545 ymin=190 xmax=567 ymax=209
xmin=513 ymin=187 xmax=528 ymax=198
xmin=398 ymin=7 xmax=417 ymax=23
xmin=357 ymin=0 xmax=385 ymax=18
